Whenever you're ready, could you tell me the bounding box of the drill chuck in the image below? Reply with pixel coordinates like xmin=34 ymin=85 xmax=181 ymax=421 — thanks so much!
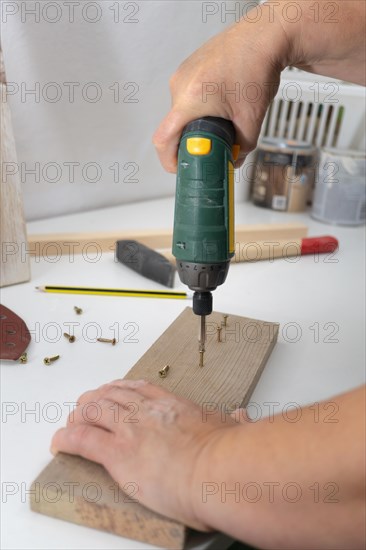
xmin=192 ymin=291 xmax=213 ymax=316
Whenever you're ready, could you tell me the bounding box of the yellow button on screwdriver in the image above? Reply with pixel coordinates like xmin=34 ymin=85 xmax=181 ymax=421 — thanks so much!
xmin=232 ymin=144 xmax=240 ymax=161
xmin=186 ymin=137 xmax=212 ymax=156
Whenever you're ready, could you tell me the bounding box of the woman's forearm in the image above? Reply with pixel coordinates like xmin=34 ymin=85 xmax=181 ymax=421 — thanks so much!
xmin=194 ymin=385 xmax=366 ymax=549
xmin=275 ymin=0 xmax=366 ymax=84
xmin=153 ymin=0 xmax=365 ymax=171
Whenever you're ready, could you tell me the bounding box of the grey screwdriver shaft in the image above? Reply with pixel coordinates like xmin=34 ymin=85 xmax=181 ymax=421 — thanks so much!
xmin=199 ymin=315 xmax=206 ymax=352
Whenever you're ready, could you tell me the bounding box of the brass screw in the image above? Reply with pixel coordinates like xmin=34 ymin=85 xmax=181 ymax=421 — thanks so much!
xmin=64 ymin=332 xmax=75 ymax=343
xmin=97 ymin=337 xmax=117 ymax=345
xmin=223 ymin=314 xmax=228 ymax=327
xmin=199 ymin=349 xmax=204 ymax=368
xmin=74 ymin=306 xmax=83 ymax=315
xmin=217 ymin=325 xmax=222 ymax=342
xmin=158 ymin=365 xmax=170 ymax=378
xmin=44 ymin=355 xmax=60 ymax=366
xmin=19 ymin=353 xmax=27 ymax=364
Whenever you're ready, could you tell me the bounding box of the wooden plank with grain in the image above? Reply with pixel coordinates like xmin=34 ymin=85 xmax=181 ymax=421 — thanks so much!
xmin=31 ymin=307 xmax=279 ymax=549
xmin=27 ymin=222 xmax=308 ymax=258
xmin=0 ymin=50 xmax=31 ymax=287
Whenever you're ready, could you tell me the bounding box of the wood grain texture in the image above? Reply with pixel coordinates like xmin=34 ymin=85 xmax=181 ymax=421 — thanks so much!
xmin=0 ymin=52 xmax=31 ymax=286
xmin=33 ymin=453 xmax=185 ymax=549
xmin=31 ymin=308 xmax=279 ymax=549
xmin=0 ymin=49 xmax=6 ymax=84
xmin=27 ymin=222 xmax=308 ymax=258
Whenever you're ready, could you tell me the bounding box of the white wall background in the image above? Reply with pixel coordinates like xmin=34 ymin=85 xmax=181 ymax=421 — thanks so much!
xmin=2 ymin=0 xmax=256 ymax=221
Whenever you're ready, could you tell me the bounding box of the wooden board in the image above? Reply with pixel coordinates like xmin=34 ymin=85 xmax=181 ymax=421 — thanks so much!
xmin=0 ymin=50 xmax=31 ymax=287
xmin=27 ymin=222 xmax=308 ymax=258
xmin=31 ymin=308 xmax=279 ymax=549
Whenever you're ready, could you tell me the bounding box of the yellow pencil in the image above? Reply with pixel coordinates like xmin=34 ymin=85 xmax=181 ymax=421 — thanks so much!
xmin=36 ymin=285 xmax=191 ymax=300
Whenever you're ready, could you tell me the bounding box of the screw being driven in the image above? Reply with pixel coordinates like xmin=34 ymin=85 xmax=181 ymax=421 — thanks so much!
xmin=217 ymin=325 xmax=222 ymax=342
xmin=223 ymin=314 xmax=228 ymax=327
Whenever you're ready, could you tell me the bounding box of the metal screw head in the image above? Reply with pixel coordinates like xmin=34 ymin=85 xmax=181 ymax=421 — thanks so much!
xmin=44 ymin=355 xmax=60 ymax=365
xmin=74 ymin=306 xmax=83 ymax=315
xmin=64 ymin=333 xmax=75 ymax=343
xmin=158 ymin=365 xmax=170 ymax=378
xmin=19 ymin=353 xmax=27 ymax=364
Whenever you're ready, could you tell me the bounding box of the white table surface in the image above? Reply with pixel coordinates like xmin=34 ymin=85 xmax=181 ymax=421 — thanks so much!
xmin=1 ymin=197 xmax=365 ymax=550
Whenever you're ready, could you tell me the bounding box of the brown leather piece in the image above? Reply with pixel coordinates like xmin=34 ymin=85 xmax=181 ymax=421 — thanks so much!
xmin=0 ymin=304 xmax=31 ymax=361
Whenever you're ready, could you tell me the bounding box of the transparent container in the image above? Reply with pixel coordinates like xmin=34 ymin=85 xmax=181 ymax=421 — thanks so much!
xmin=312 ymin=148 xmax=366 ymax=226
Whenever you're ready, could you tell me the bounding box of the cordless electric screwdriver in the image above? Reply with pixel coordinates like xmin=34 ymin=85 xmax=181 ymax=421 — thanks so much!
xmin=172 ymin=117 xmax=238 ymax=366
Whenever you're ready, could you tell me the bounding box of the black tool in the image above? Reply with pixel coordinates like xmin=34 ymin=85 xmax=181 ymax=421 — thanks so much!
xmin=116 ymin=240 xmax=176 ymax=288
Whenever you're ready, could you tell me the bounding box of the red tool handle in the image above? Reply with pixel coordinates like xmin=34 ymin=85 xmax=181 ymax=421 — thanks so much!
xmin=300 ymin=236 xmax=339 ymax=255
